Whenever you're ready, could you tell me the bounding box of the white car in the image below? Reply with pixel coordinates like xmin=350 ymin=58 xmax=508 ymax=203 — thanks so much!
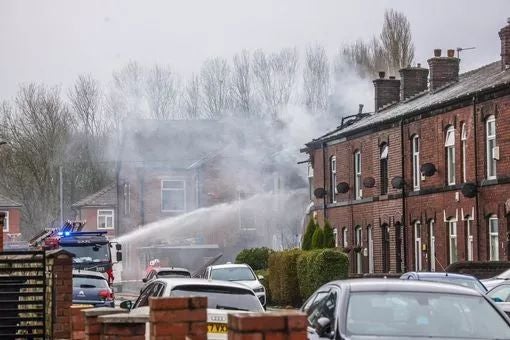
xmin=121 ymin=278 xmax=264 ymax=340
xmin=204 ymin=263 xmax=266 ymax=306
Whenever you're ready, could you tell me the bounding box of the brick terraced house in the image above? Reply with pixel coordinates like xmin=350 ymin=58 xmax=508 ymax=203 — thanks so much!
xmin=302 ymin=19 xmax=510 ymax=274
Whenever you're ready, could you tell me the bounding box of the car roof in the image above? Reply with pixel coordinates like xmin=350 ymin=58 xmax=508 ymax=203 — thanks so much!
xmin=154 ymin=278 xmax=255 ymax=291
xmin=72 ymin=269 xmax=106 ymax=279
xmin=327 ymin=279 xmax=481 ymax=296
xmin=405 ymin=271 xmax=478 ymax=280
xmin=155 ymin=267 xmax=190 ymax=273
xmin=209 ymin=263 xmax=250 ymax=269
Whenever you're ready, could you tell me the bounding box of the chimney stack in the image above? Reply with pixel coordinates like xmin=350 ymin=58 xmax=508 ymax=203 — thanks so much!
xmin=373 ymin=72 xmax=400 ymax=112
xmin=499 ymin=18 xmax=510 ymax=70
xmin=427 ymin=49 xmax=460 ymax=91
xmin=399 ymin=64 xmax=429 ymax=101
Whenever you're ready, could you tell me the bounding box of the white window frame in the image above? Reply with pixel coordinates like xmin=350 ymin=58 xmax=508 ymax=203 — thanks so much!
xmin=308 ymin=164 xmax=314 ymax=201
xmin=486 ymin=116 xmax=497 ymax=180
xmin=414 ymin=221 xmax=422 ymax=271
xmin=355 ymin=226 xmax=362 ymax=274
xmin=342 ymin=227 xmax=348 ymax=248
xmin=445 ymin=126 xmax=456 ymax=185
xmin=330 ymin=156 xmax=337 ymax=203
xmin=161 ymin=179 xmax=186 ymax=213
xmin=466 ymin=217 xmax=473 ymax=261
xmin=429 ymin=220 xmax=435 ymax=272
xmin=412 ymin=135 xmax=420 ymax=191
xmin=461 ymin=124 xmax=467 ymax=183
xmin=97 ymin=209 xmax=114 ymax=230
xmin=448 ymin=218 xmax=458 ymax=264
xmin=0 ymin=211 xmax=9 ymax=232
xmin=489 ymin=215 xmax=499 ymax=261
xmin=380 ymin=144 xmax=389 ymax=195
xmin=367 ymin=226 xmax=374 ymax=273
xmin=354 ymin=151 xmax=362 ymax=199
xmin=333 ymin=228 xmax=338 ymax=247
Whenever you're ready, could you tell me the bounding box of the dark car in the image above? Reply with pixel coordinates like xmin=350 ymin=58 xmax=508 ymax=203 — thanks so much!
xmin=400 ymin=271 xmax=487 ymax=293
xmin=301 ymin=279 xmax=510 ymax=340
xmin=72 ymin=270 xmax=114 ymax=307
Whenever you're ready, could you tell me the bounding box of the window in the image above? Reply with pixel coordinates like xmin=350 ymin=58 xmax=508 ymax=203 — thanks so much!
xmin=161 ymin=180 xmax=186 ymax=212
xmin=97 ymin=210 xmax=114 ymax=229
xmin=429 ymin=220 xmax=435 ymax=271
xmin=308 ymin=164 xmax=314 ymax=201
xmin=0 ymin=211 xmax=8 ymax=232
xmin=307 ymin=290 xmax=338 ymax=334
xmin=342 ymin=227 xmax=348 ymax=248
xmin=380 ymin=144 xmax=388 ymax=195
xmin=486 ymin=116 xmax=497 ymax=179
xmin=466 ymin=217 xmax=473 ymax=261
xmin=355 ymin=226 xmax=362 ymax=274
xmin=412 ymin=136 xmax=420 ymax=190
xmin=354 ymin=151 xmax=362 ymax=199
xmin=333 ymin=228 xmax=338 ymax=247
xmin=330 ymin=157 xmax=337 ymax=203
xmin=448 ymin=219 xmax=458 ymax=264
xmin=414 ymin=221 xmax=422 ymax=271
xmin=489 ymin=216 xmax=499 ymax=261
xmin=445 ymin=126 xmax=456 ymax=185
xmin=461 ymin=124 xmax=467 ymax=183
xmin=367 ymin=226 xmax=374 ymax=273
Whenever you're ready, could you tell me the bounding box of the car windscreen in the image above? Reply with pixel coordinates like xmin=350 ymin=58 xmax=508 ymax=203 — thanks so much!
xmin=61 ymin=244 xmax=110 ymax=263
xmin=170 ymin=285 xmax=263 ymax=312
xmin=346 ymin=291 xmax=510 ymax=339
xmin=210 ymin=267 xmax=255 ymax=281
xmin=73 ymin=275 xmax=109 ymax=288
xmin=496 ymin=268 xmax=510 ymax=279
xmin=421 ymin=276 xmax=487 ymax=293
xmin=158 ymin=271 xmax=191 ymax=278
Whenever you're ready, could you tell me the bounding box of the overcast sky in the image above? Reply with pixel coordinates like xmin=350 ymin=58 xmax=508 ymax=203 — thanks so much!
xmin=1 ymin=0 xmax=510 ymax=100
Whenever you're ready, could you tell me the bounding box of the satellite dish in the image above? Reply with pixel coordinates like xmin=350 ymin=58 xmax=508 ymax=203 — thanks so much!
xmin=391 ymin=176 xmax=405 ymax=189
xmin=314 ymin=188 xmax=327 ymax=199
xmin=337 ymin=182 xmax=350 ymax=194
xmin=420 ymin=163 xmax=437 ymax=177
xmin=461 ymin=183 xmax=477 ymax=198
xmin=363 ymin=177 xmax=375 ymax=188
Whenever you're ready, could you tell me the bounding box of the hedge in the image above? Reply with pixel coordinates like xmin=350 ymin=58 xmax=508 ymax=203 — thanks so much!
xmin=235 ymin=247 xmax=273 ymax=271
xmin=268 ymin=249 xmax=302 ymax=306
xmin=255 ymin=269 xmax=271 ymax=305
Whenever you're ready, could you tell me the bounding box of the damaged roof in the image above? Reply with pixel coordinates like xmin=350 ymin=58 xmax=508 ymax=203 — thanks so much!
xmin=72 ymin=184 xmax=117 ymax=208
xmin=309 ymin=61 xmax=510 ymax=147
xmin=0 ymin=194 xmax=22 ymax=208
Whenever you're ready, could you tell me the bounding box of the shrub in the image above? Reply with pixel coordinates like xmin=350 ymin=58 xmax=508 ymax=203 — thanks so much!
xmin=301 ymin=218 xmax=317 ymax=250
xmin=311 ymin=226 xmax=324 ymax=249
xmin=297 ymin=249 xmax=349 ymax=301
xmin=323 ymin=220 xmax=336 ymax=248
xmin=235 ymin=247 xmax=273 ymax=271
xmin=268 ymin=249 xmax=302 ymax=306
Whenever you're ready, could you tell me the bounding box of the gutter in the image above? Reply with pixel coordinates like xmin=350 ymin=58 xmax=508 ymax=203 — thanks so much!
xmin=322 ymin=142 xmax=327 ymax=221
xmin=400 ymin=120 xmax=407 ymax=272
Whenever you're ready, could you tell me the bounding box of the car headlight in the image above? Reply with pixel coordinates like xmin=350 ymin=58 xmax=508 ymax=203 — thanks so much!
xmin=254 ymin=287 xmax=265 ymax=293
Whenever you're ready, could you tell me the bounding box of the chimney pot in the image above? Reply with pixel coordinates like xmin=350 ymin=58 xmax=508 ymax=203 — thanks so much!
xmin=507 ymin=17 xmax=510 ymax=24
xmin=389 ymin=76 xmax=396 ymax=80
xmin=373 ymin=75 xmax=400 ymax=112
xmin=499 ymin=18 xmax=510 ymax=69
xmin=378 ymin=71 xmax=386 ymax=79
xmin=417 ymin=63 xmax=421 ymax=68
xmin=434 ymin=49 xmax=442 ymax=57
xmin=358 ymin=104 xmax=364 ymax=114
xmin=428 ymin=52 xmax=460 ymax=91
xmin=447 ymin=49 xmax=455 ymax=58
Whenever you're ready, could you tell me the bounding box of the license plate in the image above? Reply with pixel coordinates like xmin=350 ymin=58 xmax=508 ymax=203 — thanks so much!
xmin=207 ymin=323 xmax=227 ymax=333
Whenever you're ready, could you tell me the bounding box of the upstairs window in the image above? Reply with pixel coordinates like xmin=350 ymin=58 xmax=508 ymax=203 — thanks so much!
xmin=354 ymin=151 xmax=362 ymax=199
xmin=161 ymin=180 xmax=186 ymax=212
xmin=97 ymin=210 xmax=114 ymax=230
xmin=461 ymin=124 xmax=467 ymax=183
xmin=0 ymin=211 xmax=9 ymax=232
xmin=330 ymin=156 xmax=337 ymax=203
xmin=308 ymin=164 xmax=314 ymax=201
xmin=380 ymin=144 xmax=388 ymax=195
xmin=445 ymin=126 xmax=456 ymax=185
xmin=489 ymin=216 xmax=499 ymax=261
xmin=412 ymin=136 xmax=420 ymax=191
xmin=486 ymin=115 xmax=497 ymax=179
xmin=342 ymin=227 xmax=348 ymax=248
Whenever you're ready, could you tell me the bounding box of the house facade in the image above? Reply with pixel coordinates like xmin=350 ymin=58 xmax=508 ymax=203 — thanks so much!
xmin=0 ymin=194 xmax=22 ymax=249
xmin=303 ymin=19 xmax=510 ymax=274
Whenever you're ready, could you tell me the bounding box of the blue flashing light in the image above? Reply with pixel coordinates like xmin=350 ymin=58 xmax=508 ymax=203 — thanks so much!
xmin=64 ymin=231 xmax=71 ymax=237
xmin=57 ymin=232 xmax=63 ymax=236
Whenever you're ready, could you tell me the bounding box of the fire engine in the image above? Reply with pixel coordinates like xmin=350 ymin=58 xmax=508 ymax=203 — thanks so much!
xmin=29 ymin=221 xmax=122 ymax=285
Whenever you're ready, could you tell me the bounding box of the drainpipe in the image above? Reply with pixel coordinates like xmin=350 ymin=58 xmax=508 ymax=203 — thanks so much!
xmin=139 ymin=166 xmax=145 ymax=226
xmin=472 ymin=95 xmax=481 ymax=260
xmin=322 ymin=142 xmax=327 ymax=221
xmin=400 ymin=120 xmax=407 ymax=273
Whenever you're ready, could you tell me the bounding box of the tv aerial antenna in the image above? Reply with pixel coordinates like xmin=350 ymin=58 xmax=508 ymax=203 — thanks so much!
xmin=456 ymin=47 xmax=476 ymax=59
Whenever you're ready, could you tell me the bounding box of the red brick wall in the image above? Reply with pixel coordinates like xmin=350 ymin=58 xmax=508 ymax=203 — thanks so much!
xmin=77 ymin=207 xmax=116 ymax=238
xmin=2 ymin=207 xmax=21 ymax=242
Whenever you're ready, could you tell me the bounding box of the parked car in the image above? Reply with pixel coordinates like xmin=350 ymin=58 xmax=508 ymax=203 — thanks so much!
xmin=121 ymin=278 xmax=264 ymax=340
xmin=141 ymin=266 xmax=191 ymax=292
xmin=482 ymin=268 xmax=510 ymax=290
xmin=72 ymin=270 xmax=114 ymax=307
xmin=203 ymin=263 xmax=266 ymax=306
xmin=301 ymin=279 xmax=510 ymax=340
xmin=400 ymin=271 xmax=487 ymax=293
xmin=487 ymin=282 xmax=510 ymax=302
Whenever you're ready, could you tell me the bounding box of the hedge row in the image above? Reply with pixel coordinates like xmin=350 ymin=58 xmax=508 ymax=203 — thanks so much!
xmin=235 ymin=247 xmax=273 ymax=271
xmin=268 ymin=248 xmax=349 ymax=306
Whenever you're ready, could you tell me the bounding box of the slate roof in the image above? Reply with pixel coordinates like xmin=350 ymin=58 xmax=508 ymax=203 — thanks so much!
xmin=72 ymin=184 xmax=117 ymax=208
xmin=309 ymin=61 xmax=510 ymax=146
xmin=0 ymin=194 xmax=22 ymax=208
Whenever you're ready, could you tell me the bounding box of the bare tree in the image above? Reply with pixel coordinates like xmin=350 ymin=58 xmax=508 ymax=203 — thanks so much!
xmin=252 ymin=48 xmax=298 ymax=119
xmin=231 ymin=50 xmax=258 ymax=117
xmin=109 ymin=61 xmax=146 ymax=121
xmin=303 ymin=44 xmax=330 ymax=112
xmin=181 ymin=73 xmax=201 ymax=119
xmin=145 ymin=65 xmax=180 ymax=120
xmin=200 ymin=57 xmax=230 ymax=118
xmin=68 ymin=75 xmax=104 ymax=136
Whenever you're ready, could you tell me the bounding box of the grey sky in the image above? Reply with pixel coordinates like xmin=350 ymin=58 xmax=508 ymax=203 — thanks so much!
xmin=1 ymin=0 xmax=509 ymax=100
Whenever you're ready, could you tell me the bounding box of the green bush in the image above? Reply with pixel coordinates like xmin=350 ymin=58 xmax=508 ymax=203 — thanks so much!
xmin=323 ymin=220 xmax=336 ymax=248
xmin=302 ymin=218 xmax=317 ymax=250
xmin=268 ymin=249 xmax=302 ymax=306
xmin=235 ymin=247 xmax=273 ymax=271
xmin=311 ymin=226 xmax=324 ymax=249
xmin=297 ymin=249 xmax=349 ymax=301
xmin=255 ymin=269 xmax=271 ymax=305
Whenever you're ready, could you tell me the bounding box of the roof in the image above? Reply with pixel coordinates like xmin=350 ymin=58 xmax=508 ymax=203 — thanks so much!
xmin=0 ymin=194 xmax=22 ymax=208
xmin=153 ymin=278 xmax=256 ymax=291
xmin=309 ymin=61 xmax=510 ymax=146
xmin=72 ymin=184 xmax=117 ymax=208
xmin=327 ymin=278 xmax=481 ymax=296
